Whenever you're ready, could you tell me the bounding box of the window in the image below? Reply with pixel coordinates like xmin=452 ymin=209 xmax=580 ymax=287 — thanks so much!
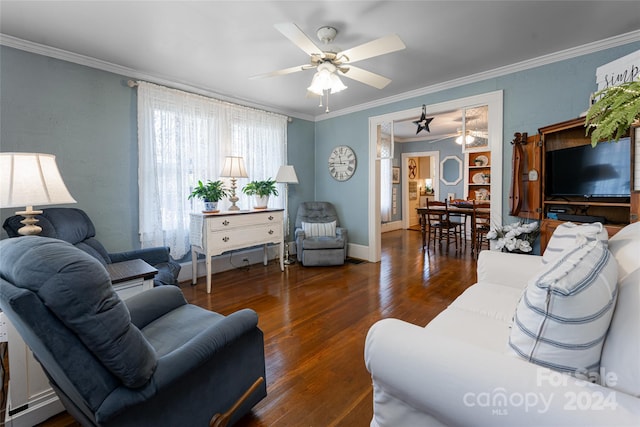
xmin=137 ymin=82 xmax=287 ymax=259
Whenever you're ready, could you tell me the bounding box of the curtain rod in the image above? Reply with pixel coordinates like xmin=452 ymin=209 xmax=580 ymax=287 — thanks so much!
xmin=126 ymin=79 xmax=292 ymax=122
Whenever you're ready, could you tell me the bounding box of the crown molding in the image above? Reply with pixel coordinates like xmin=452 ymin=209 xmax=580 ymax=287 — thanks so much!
xmin=0 ymin=34 xmax=314 ymax=122
xmin=315 ymin=29 xmax=640 ymax=122
xmin=2 ymin=30 xmax=638 ymax=124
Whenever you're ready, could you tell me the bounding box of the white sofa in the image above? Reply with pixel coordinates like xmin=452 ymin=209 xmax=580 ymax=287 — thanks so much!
xmin=365 ymin=222 xmax=640 ymax=427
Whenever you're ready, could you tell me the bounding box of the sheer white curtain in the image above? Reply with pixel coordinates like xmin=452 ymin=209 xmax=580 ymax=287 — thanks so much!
xmin=378 ymin=123 xmax=393 ymax=223
xmin=137 ymin=82 xmax=287 ymax=259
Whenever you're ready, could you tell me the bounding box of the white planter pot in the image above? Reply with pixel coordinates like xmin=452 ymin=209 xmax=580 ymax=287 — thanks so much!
xmin=203 ymin=201 xmax=219 ymax=212
xmin=254 ymin=195 xmax=269 ymax=209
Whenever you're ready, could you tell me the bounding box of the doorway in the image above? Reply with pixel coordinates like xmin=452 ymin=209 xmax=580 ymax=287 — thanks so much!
xmin=402 ymin=152 xmax=439 ymax=230
xmin=368 ymin=91 xmax=504 ymax=262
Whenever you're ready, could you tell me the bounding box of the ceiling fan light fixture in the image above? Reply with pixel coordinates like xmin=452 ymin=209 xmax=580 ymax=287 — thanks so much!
xmin=455 ymin=133 xmax=475 ymax=145
xmin=307 ymin=62 xmax=347 ymax=95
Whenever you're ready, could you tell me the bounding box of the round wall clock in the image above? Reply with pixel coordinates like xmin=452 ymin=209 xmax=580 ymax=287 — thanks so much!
xmin=328 ymin=145 xmax=357 ymax=181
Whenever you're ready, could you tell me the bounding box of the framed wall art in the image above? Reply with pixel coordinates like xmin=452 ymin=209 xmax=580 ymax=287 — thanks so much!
xmin=392 ymin=167 xmax=400 ymax=184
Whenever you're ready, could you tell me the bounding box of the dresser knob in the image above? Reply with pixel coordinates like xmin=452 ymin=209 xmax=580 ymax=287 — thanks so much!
xmin=268 ymin=215 xmax=274 ymax=221
xmin=222 ymin=220 xmax=229 ymax=226
xmin=222 ymin=236 xmax=229 ymax=242
xmin=268 ymin=229 xmax=274 ymax=234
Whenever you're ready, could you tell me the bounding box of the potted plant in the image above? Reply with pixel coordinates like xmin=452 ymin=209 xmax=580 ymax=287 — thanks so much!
xmin=242 ymin=178 xmax=278 ymax=209
xmin=188 ymin=180 xmax=229 ymax=212
xmin=585 ymin=79 xmax=640 ymax=146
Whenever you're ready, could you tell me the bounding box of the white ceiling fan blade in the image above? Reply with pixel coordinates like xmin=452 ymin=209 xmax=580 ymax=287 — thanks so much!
xmin=340 ymin=65 xmax=391 ymax=89
xmin=339 ymin=34 xmax=405 ymax=64
xmin=427 ymin=134 xmax=458 ymax=143
xmin=250 ymin=64 xmax=310 ymax=80
xmin=274 ymin=23 xmax=322 ymax=57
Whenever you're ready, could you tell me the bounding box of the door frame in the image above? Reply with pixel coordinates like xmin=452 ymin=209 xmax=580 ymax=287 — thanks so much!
xmin=368 ymin=90 xmax=503 ymax=262
xmin=401 ymin=151 xmax=439 ymax=229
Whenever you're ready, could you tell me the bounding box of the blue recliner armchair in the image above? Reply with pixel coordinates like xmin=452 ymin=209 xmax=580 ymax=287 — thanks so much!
xmin=0 ymin=236 xmax=267 ymax=427
xmin=3 ymin=207 xmax=180 ymax=287
xmin=295 ymin=201 xmax=348 ymax=266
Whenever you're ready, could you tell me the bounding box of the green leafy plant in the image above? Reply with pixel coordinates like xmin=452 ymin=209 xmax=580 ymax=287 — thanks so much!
xmin=188 ymin=180 xmax=229 ymax=202
xmin=242 ymin=178 xmax=278 ymax=197
xmin=585 ymin=79 xmax=640 ymax=147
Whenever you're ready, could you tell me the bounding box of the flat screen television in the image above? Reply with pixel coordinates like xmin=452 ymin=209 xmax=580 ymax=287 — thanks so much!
xmin=545 ymin=137 xmax=631 ymax=199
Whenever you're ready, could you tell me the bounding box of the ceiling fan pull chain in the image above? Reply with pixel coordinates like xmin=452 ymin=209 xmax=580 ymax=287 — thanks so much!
xmin=325 ymin=90 xmax=330 ymax=113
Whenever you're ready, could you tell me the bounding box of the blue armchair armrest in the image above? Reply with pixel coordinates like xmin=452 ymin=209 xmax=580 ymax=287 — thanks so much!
xmin=124 ymin=286 xmax=188 ymax=329
xmin=109 ymin=246 xmax=171 ymax=266
xmin=98 ymin=308 xmax=263 ymax=423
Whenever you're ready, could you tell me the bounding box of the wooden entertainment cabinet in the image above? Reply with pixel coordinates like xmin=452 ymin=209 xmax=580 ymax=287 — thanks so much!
xmin=513 ymin=117 xmax=639 ymax=252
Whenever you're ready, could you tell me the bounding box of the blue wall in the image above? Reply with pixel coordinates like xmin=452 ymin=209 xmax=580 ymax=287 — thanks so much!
xmin=2 ymin=41 xmax=639 ymax=252
xmin=313 ymin=42 xmax=640 ymax=246
xmin=0 ymin=46 xmax=138 ymax=251
xmin=0 ymin=45 xmax=317 ymax=250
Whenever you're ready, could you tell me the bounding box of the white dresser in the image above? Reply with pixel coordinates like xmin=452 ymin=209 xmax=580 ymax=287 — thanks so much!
xmin=190 ymin=209 xmax=284 ymax=293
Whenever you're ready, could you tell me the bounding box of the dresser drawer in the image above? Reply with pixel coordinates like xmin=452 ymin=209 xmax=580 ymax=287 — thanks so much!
xmin=207 ymin=211 xmax=282 ymax=230
xmin=208 ymin=224 xmax=282 ymax=252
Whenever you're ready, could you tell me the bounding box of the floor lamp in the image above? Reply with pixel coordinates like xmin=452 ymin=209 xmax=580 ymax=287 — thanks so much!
xmin=0 ymin=152 xmax=77 ymax=235
xmin=276 ymin=165 xmax=299 ymax=265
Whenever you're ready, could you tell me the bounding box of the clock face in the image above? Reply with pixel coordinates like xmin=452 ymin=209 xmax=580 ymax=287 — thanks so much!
xmin=328 ymin=145 xmax=357 ymax=181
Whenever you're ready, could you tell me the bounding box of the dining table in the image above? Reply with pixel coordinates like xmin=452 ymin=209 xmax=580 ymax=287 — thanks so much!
xmin=416 ymin=202 xmax=490 ymax=254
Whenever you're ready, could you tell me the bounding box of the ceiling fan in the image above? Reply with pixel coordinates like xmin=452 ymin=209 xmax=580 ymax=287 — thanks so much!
xmin=251 ymin=23 xmax=406 ymax=111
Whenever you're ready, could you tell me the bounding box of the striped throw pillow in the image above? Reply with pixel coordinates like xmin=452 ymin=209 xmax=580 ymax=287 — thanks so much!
xmin=542 ymin=222 xmax=608 ymax=265
xmin=509 ymin=239 xmax=618 ymax=378
xmin=302 ymin=221 xmax=336 ymax=237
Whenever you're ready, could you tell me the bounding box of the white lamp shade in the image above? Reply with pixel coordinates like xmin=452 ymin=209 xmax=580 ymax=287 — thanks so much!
xmin=275 ymin=165 xmax=299 ymax=184
xmin=307 ymin=62 xmax=347 ymax=95
xmin=0 ymin=152 xmax=77 ymax=208
xmin=219 ymin=156 xmax=248 ymax=178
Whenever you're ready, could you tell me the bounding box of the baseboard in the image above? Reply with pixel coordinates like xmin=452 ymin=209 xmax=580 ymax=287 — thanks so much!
xmin=177 ymin=244 xmax=284 ymax=283
xmin=347 ymin=242 xmax=368 ymax=261
xmin=381 ymin=221 xmax=403 ymax=233
xmin=177 ymin=240 xmax=371 ymax=282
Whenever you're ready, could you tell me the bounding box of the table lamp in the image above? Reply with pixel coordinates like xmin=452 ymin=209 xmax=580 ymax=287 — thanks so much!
xmin=220 ymin=156 xmax=248 ymax=211
xmin=1 ymin=152 xmax=77 ymax=235
xmin=275 ymin=165 xmax=299 ymax=265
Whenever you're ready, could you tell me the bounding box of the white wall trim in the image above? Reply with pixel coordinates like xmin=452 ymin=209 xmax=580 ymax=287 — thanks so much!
xmin=316 ymin=30 xmax=640 ymax=121
xmin=0 ymin=34 xmax=314 ymax=122
xmin=381 ymin=220 xmax=403 ymax=233
xmin=2 ymin=30 xmax=638 ymax=123
xmin=347 ymin=242 xmax=368 ymax=261
xmin=368 ymin=91 xmax=503 ymax=262
xmin=177 ymin=245 xmax=282 ymax=283
xmin=401 ymin=151 xmax=440 ymax=229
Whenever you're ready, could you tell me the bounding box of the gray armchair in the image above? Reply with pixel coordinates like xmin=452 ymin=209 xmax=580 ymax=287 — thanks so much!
xmin=0 ymin=236 xmax=266 ymax=427
xmin=294 ymin=201 xmax=348 ymax=266
xmin=3 ymin=207 xmax=180 ymax=287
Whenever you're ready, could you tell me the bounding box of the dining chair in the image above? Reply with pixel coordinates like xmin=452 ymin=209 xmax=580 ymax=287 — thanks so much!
xmin=424 ymin=199 xmax=460 ymax=251
xmin=472 ymin=200 xmax=492 ymax=255
xmin=447 ymin=199 xmax=468 ymax=248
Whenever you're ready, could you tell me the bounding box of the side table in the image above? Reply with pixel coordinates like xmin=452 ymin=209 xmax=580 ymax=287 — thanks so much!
xmin=106 ymin=259 xmax=158 ymax=299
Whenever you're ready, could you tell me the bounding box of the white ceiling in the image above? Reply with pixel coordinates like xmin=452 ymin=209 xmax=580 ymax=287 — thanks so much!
xmin=1 ymin=0 xmax=639 ymax=137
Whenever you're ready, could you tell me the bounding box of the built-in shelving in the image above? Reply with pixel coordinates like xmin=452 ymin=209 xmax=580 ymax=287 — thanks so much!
xmin=538 ymin=117 xmax=637 ymax=251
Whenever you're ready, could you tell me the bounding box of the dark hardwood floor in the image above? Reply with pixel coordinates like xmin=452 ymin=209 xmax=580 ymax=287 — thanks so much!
xmin=37 ymin=230 xmax=478 ymax=427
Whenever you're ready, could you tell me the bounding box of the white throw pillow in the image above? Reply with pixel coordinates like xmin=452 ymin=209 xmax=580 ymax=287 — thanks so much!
xmin=607 ymin=221 xmax=640 ymax=281
xmin=302 ymin=221 xmax=336 ymax=237
xmin=599 ymin=269 xmax=640 ymax=396
xmin=542 ymin=222 xmax=608 ymax=265
xmin=509 ymin=239 xmax=618 ymax=378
